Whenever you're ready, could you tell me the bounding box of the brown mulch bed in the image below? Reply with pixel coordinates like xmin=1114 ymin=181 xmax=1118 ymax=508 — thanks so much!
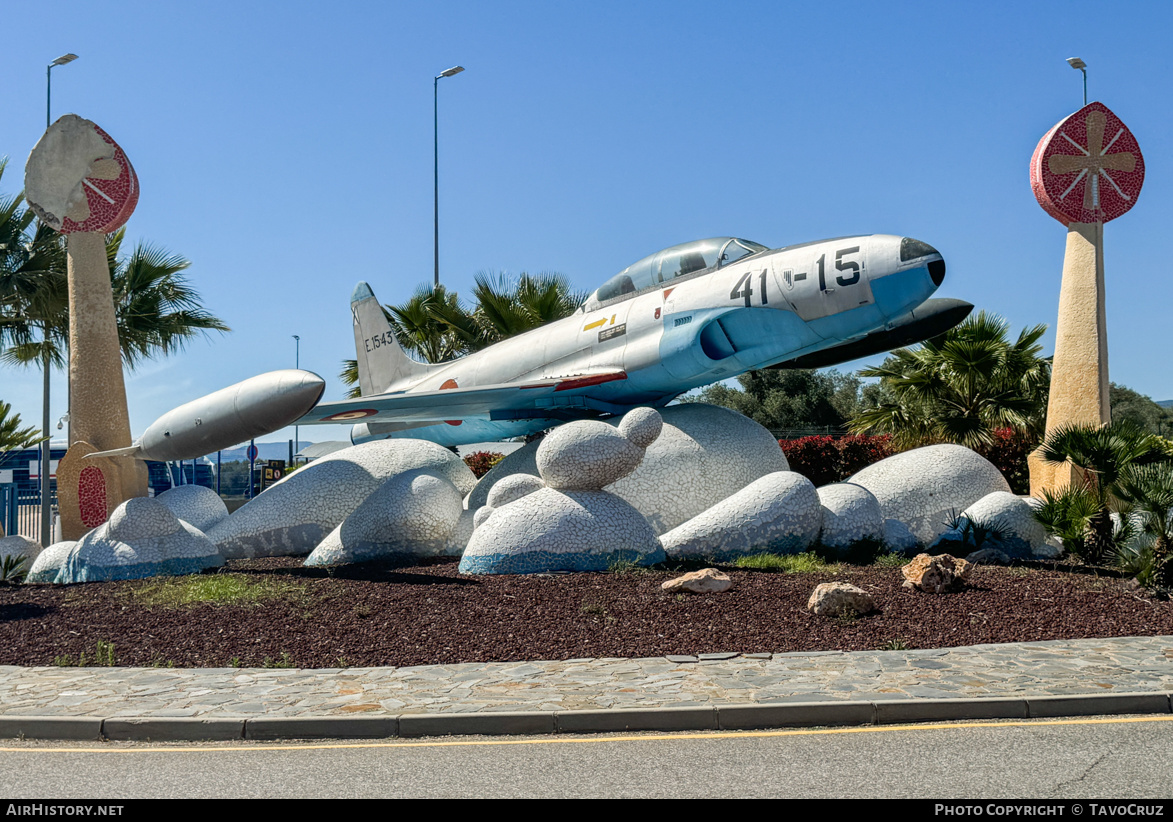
xmin=1 ymin=557 xmax=1170 ymax=669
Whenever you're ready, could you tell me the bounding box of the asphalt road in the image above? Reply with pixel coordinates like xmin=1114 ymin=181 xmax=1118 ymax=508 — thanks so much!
xmin=2 ymin=715 xmax=1172 ymax=799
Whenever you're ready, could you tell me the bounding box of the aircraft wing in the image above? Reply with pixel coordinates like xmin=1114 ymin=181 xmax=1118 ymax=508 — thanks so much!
xmin=298 ymin=370 xmax=628 ymax=425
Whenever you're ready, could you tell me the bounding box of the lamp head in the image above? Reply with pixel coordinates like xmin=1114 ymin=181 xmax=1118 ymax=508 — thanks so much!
xmin=437 ymin=66 xmax=465 ymax=79
xmin=1066 ymin=57 xmax=1087 ymax=71
xmin=50 ymin=53 xmax=79 ymax=67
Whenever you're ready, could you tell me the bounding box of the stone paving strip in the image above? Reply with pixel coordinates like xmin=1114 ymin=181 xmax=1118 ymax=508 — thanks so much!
xmin=0 ymin=636 xmax=1171 ymax=740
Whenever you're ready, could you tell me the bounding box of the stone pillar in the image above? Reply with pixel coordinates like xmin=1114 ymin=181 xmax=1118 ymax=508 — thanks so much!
xmin=1027 ymin=222 xmax=1108 ymax=497
xmin=56 ymin=232 xmax=147 ymax=539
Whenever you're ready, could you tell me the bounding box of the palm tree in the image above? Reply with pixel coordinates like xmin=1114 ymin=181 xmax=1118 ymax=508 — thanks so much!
xmin=0 ymin=161 xmax=228 ymax=373
xmin=1114 ymin=462 xmax=1173 ymax=584
xmin=0 ymin=400 xmax=43 ymax=457
xmin=848 ymin=311 xmax=1050 ymax=449
xmin=1032 ymin=419 xmax=1167 ymax=565
xmin=340 ymin=271 xmax=585 ymax=398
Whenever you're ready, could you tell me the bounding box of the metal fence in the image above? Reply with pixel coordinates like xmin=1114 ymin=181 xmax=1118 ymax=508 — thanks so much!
xmin=0 ymin=483 xmax=56 ymax=543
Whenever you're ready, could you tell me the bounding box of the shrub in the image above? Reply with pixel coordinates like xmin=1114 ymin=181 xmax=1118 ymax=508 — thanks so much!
xmin=973 ymin=428 xmax=1036 ymax=495
xmin=780 ymin=434 xmax=895 ymax=486
xmin=779 ymin=436 xmax=841 ymax=486
xmin=463 ymin=451 xmax=505 ymax=479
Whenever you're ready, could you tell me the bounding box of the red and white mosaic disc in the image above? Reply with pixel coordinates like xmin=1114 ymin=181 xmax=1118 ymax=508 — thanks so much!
xmin=1031 ymin=102 xmax=1144 ymax=225
xmin=59 ymin=123 xmax=140 ymax=235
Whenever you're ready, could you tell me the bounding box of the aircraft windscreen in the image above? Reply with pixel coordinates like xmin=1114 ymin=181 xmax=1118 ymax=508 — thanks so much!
xmin=591 ymin=237 xmax=767 ymax=306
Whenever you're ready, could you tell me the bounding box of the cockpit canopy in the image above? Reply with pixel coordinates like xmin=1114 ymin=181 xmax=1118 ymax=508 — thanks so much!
xmin=585 ymin=237 xmax=768 ymax=310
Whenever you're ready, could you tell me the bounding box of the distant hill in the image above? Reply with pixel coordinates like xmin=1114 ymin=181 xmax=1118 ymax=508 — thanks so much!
xmin=1159 ymin=400 xmax=1173 ymax=409
xmin=215 ymin=441 xmax=314 ymax=462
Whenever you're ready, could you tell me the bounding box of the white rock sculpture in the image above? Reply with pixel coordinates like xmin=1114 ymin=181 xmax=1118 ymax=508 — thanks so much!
xmin=807 ymin=582 xmax=876 ymax=617
xmin=25 ymin=541 xmax=78 ymax=584
xmin=305 ymin=469 xmax=465 ymax=566
xmin=208 ymin=440 xmax=476 ymax=559
xmin=469 ymin=404 xmax=789 ymax=534
xmin=45 ymin=497 xmax=223 ymax=584
xmin=536 ymin=420 xmax=646 ymax=490
xmin=931 ymin=490 xmax=1060 ymax=559
xmin=0 ymin=534 xmax=42 ymax=567
xmin=883 ymin=518 xmax=918 ymax=552
xmin=460 ymin=488 xmax=664 ymax=574
xmin=659 ymin=471 xmax=822 ymax=561
xmin=156 ymin=485 xmax=229 ymax=533
xmin=847 ymin=444 xmax=1011 ymax=546
xmin=460 ymin=409 xmax=667 ymax=574
xmin=817 ymin=483 xmax=884 ymax=553
xmin=485 ymin=474 xmax=545 ymax=509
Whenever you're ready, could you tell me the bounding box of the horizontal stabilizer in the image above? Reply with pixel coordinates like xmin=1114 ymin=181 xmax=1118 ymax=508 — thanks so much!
xmin=769 ymin=298 xmax=974 ymax=370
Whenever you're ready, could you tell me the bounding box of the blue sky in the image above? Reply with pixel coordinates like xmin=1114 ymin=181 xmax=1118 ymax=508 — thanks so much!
xmin=1 ymin=0 xmax=1170 ymax=446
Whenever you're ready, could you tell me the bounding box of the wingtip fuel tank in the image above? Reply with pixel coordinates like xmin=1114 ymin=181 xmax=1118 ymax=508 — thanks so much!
xmin=90 ymin=370 xmax=326 ymax=462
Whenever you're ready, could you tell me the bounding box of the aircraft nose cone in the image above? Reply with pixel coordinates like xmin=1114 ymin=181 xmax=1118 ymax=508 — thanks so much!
xmin=900 ymin=237 xmax=946 ymax=286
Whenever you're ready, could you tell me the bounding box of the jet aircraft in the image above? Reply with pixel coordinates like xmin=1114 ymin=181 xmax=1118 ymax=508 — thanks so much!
xmin=297 ymin=234 xmax=972 ymax=447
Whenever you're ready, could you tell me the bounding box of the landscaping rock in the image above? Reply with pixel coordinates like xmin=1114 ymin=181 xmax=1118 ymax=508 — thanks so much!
xmin=807 ymin=582 xmax=876 ymax=616
xmin=901 ymin=553 xmax=972 ymax=593
xmin=661 ymin=568 xmax=733 ymax=594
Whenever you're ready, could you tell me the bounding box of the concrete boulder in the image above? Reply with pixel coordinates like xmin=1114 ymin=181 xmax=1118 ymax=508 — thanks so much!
xmin=25 ymin=541 xmax=78 ymax=584
xmin=48 ymin=497 xmax=223 ymax=584
xmin=468 ymin=404 xmax=789 ymax=535
xmin=931 ymin=491 xmax=1061 ymax=559
xmin=659 ymin=471 xmax=822 ymax=561
xmin=817 ymin=483 xmax=884 ymax=553
xmin=0 ymin=535 xmax=42 ymax=567
xmin=306 ymin=469 xmax=467 ymax=567
xmin=156 ymin=485 xmax=229 ymax=533
xmin=848 ymin=444 xmax=1011 ymax=546
xmin=208 ymin=440 xmax=476 ymax=559
xmin=459 ymin=487 xmax=664 ymax=574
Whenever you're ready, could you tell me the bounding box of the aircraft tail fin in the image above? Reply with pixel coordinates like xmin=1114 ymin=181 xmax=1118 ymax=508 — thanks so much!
xmin=351 ymin=282 xmax=430 ymax=395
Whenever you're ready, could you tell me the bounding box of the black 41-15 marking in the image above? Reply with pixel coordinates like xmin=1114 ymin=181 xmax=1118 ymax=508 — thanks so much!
xmin=730 ymin=271 xmax=770 ymax=307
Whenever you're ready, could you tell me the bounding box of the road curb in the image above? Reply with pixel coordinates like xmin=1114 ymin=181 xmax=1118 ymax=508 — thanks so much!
xmin=102 ymin=717 xmax=245 ymax=742
xmin=1 ymin=692 xmax=1170 ymax=742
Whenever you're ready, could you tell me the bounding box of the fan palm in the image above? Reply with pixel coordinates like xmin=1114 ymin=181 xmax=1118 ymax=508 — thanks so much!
xmin=0 ymin=161 xmax=228 ymax=373
xmin=848 ymin=311 xmax=1050 ymax=449
xmin=1115 ymin=462 xmax=1173 ymax=584
xmin=340 ymin=271 xmax=585 ymax=398
xmin=1033 ymin=419 xmax=1167 ymax=564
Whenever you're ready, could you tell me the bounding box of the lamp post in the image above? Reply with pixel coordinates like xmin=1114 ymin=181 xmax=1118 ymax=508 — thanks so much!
xmin=1066 ymin=57 xmax=1087 ymax=106
xmin=434 ymin=65 xmax=464 ymax=288
xmin=40 ymin=52 xmax=78 ymax=546
xmin=292 ymin=335 xmax=300 ymax=461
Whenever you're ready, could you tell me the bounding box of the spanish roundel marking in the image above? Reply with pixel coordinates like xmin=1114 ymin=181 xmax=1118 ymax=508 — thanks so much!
xmin=321 ymin=409 xmax=379 ymax=421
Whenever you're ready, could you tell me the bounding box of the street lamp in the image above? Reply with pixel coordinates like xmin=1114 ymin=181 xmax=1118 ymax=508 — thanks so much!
xmin=434 ymin=65 xmax=464 ymax=288
xmin=292 ymin=335 xmax=300 ymax=460
xmin=41 ymin=52 xmax=78 ymax=546
xmin=1066 ymin=57 xmax=1087 ymax=106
